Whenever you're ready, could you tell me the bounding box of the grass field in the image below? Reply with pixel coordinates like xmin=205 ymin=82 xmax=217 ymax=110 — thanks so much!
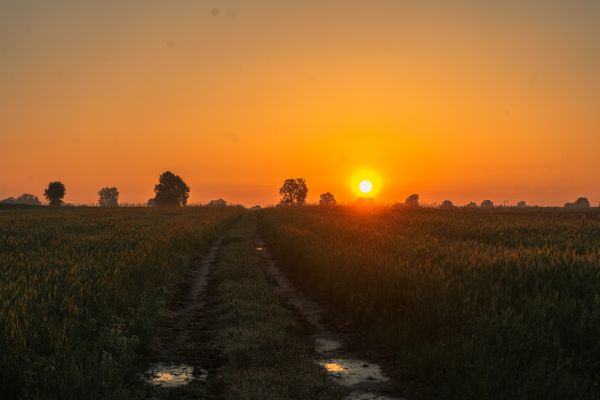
xmin=0 ymin=207 xmax=242 ymax=399
xmin=259 ymin=206 xmax=600 ymax=400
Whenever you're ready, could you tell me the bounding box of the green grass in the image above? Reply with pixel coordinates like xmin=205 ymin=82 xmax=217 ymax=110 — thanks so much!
xmin=207 ymin=213 xmax=342 ymax=400
xmin=0 ymin=206 xmax=243 ymax=400
xmin=259 ymin=206 xmax=600 ymax=400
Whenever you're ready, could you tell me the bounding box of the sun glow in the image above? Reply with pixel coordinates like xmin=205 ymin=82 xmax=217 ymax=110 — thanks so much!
xmin=359 ymin=180 xmax=373 ymax=194
xmin=350 ymin=169 xmax=382 ymax=198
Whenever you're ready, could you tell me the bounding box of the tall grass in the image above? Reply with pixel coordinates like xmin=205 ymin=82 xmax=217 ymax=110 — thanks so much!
xmin=0 ymin=207 xmax=242 ymax=399
xmin=260 ymin=206 xmax=600 ymax=400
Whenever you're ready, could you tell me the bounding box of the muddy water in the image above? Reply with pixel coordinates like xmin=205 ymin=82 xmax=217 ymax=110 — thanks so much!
xmin=255 ymin=241 xmax=406 ymax=400
xmin=145 ymin=363 xmax=199 ymax=388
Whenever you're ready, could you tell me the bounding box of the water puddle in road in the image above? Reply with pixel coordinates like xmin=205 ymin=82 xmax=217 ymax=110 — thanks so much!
xmin=145 ymin=363 xmax=204 ymax=388
xmin=317 ymin=358 xmax=389 ymax=387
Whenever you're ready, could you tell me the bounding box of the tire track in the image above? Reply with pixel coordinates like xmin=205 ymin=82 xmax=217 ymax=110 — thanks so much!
xmin=144 ymin=236 xmax=224 ymax=399
xmin=255 ymin=237 xmax=406 ymax=400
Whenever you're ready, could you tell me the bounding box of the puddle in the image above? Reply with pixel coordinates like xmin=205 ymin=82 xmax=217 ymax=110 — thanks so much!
xmin=317 ymin=358 xmax=389 ymax=387
xmin=145 ymin=363 xmax=203 ymax=388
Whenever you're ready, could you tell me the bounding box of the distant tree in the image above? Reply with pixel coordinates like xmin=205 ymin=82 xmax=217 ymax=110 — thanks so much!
xmin=250 ymin=205 xmax=261 ymax=210
xmin=517 ymin=200 xmax=527 ymax=208
xmin=466 ymin=202 xmax=478 ymax=208
xmin=16 ymin=193 xmax=41 ymax=205
xmin=152 ymin=171 xmax=190 ymax=207
xmin=565 ymin=197 xmax=590 ymax=208
xmin=405 ymin=193 xmax=420 ymax=208
xmin=1 ymin=194 xmax=42 ymax=205
xmin=481 ymin=200 xmax=494 ymax=209
xmin=279 ymin=178 xmax=308 ymax=206
xmin=319 ymin=192 xmax=337 ymax=207
xmin=98 ymin=187 xmax=119 ymax=207
xmin=439 ymin=200 xmax=455 ymax=209
xmin=44 ymin=181 xmax=66 ymax=206
xmin=208 ymin=198 xmax=227 ymax=207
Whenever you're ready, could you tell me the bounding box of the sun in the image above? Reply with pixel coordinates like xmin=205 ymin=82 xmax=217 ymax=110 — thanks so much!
xmin=359 ymin=180 xmax=373 ymax=194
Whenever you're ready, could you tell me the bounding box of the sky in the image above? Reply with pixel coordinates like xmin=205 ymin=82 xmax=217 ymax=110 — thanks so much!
xmin=1 ymin=0 xmax=599 ymax=206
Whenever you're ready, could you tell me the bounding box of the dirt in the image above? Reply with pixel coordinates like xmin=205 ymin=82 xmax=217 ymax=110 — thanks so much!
xmin=255 ymin=238 xmax=406 ymax=400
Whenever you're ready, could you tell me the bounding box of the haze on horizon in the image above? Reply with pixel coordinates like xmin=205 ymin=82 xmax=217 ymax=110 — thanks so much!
xmin=1 ymin=0 xmax=599 ymax=207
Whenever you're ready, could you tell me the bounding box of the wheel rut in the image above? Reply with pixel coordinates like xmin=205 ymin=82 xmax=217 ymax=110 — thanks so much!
xmin=143 ymin=236 xmax=224 ymax=399
xmin=255 ymin=237 xmax=406 ymax=400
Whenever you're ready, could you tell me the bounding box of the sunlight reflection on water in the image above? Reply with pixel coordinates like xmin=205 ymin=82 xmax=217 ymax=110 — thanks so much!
xmin=324 ymin=362 xmax=346 ymax=372
xmin=145 ymin=363 xmax=196 ymax=387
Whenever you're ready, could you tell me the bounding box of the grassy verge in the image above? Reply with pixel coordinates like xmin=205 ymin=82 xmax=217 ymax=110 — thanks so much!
xmin=206 ymin=213 xmax=342 ymax=400
xmin=260 ymin=206 xmax=600 ymax=400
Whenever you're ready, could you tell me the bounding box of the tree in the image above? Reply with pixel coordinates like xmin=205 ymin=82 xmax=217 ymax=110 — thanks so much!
xmin=466 ymin=202 xmax=478 ymax=208
xmin=319 ymin=192 xmax=337 ymax=207
xmin=565 ymin=197 xmax=590 ymax=208
xmin=44 ymin=181 xmax=66 ymax=206
xmin=439 ymin=200 xmax=455 ymax=209
xmin=152 ymin=171 xmax=190 ymax=206
xmin=517 ymin=200 xmax=527 ymax=208
xmin=481 ymin=200 xmax=494 ymax=209
xmin=405 ymin=193 xmax=419 ymax=208
xmin=98 ymin=187 xmax=119 ymax=207
xmin=279 ymin=178 xmax=308 ymax=206
xmin=208 ymin=198 xmax=227 ymax=207
xmin=17 ymin=193 xmax=41 ymax=205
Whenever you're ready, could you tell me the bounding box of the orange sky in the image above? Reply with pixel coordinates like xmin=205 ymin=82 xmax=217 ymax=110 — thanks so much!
xmin=1 ymin=1 xmax=599 ymax=206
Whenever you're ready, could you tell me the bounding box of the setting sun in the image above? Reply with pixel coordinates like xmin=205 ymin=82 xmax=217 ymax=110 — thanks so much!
xmin=359 ymin=180 xmax=373 ymax=194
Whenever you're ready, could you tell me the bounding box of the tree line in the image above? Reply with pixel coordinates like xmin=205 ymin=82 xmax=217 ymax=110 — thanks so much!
xmin=0 ymin=173 xmax=596 ymax=209
xmin=1 ymin=171 xmax=190 ymax=208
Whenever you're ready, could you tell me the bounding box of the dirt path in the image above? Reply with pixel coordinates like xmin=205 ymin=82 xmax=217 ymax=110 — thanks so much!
xmin=255 ymin=237 xmax=406 ymax=400
xmin=143 ymin=236 xmax=224 ymax=399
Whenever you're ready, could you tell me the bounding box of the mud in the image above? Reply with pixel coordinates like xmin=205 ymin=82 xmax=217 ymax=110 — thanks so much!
xmin=255 ymin=241 xmax=406 ymax=400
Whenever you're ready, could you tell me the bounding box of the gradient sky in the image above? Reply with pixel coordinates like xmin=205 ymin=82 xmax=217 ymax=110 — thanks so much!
xmin=1 ymin=0 xmax=599 ymax=206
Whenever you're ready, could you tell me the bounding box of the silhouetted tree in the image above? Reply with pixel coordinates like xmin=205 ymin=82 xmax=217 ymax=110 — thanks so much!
xmin=98 ymin=187 xmax=119 ymax=207
xmin=517 ymin=200 xmax=527 ymax=208
xmin=439 ymin=200 xmax=455 ymax=209
xmin=17 ymin=193 xmax=41 ymax=205
xmin=147 ymin=198 xmax=156 ymax=207
xmin=208 ymin=198 xmax=227 ymax=207
xmin=405 ymin=193 xmax=420 ymax=208
xmin=481 ymin=200 xmax=494 ymax=209
xmin=1 ymin=194 xmax=42 ymax=205
xmin=44 ymin=181 xmax=66 ymax=206
xmin=279 ymin=178 xmax=308 ymax=206
xmin=565 ymin=197 xmax=590 ymax=208
xmin=319 ymin=192 xmax=337 ymax=207
xmin=466 ymin=202 xmax=477 ymax=208
xmin=152 ymin=171 xmax=190 ymax=206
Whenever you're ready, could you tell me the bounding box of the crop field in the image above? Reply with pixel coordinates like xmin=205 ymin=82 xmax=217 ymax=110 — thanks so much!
xmin=0 ymin=207 xmax=242 ymax=399
xmin=260 ymin=206 xmax=600 ymax=400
